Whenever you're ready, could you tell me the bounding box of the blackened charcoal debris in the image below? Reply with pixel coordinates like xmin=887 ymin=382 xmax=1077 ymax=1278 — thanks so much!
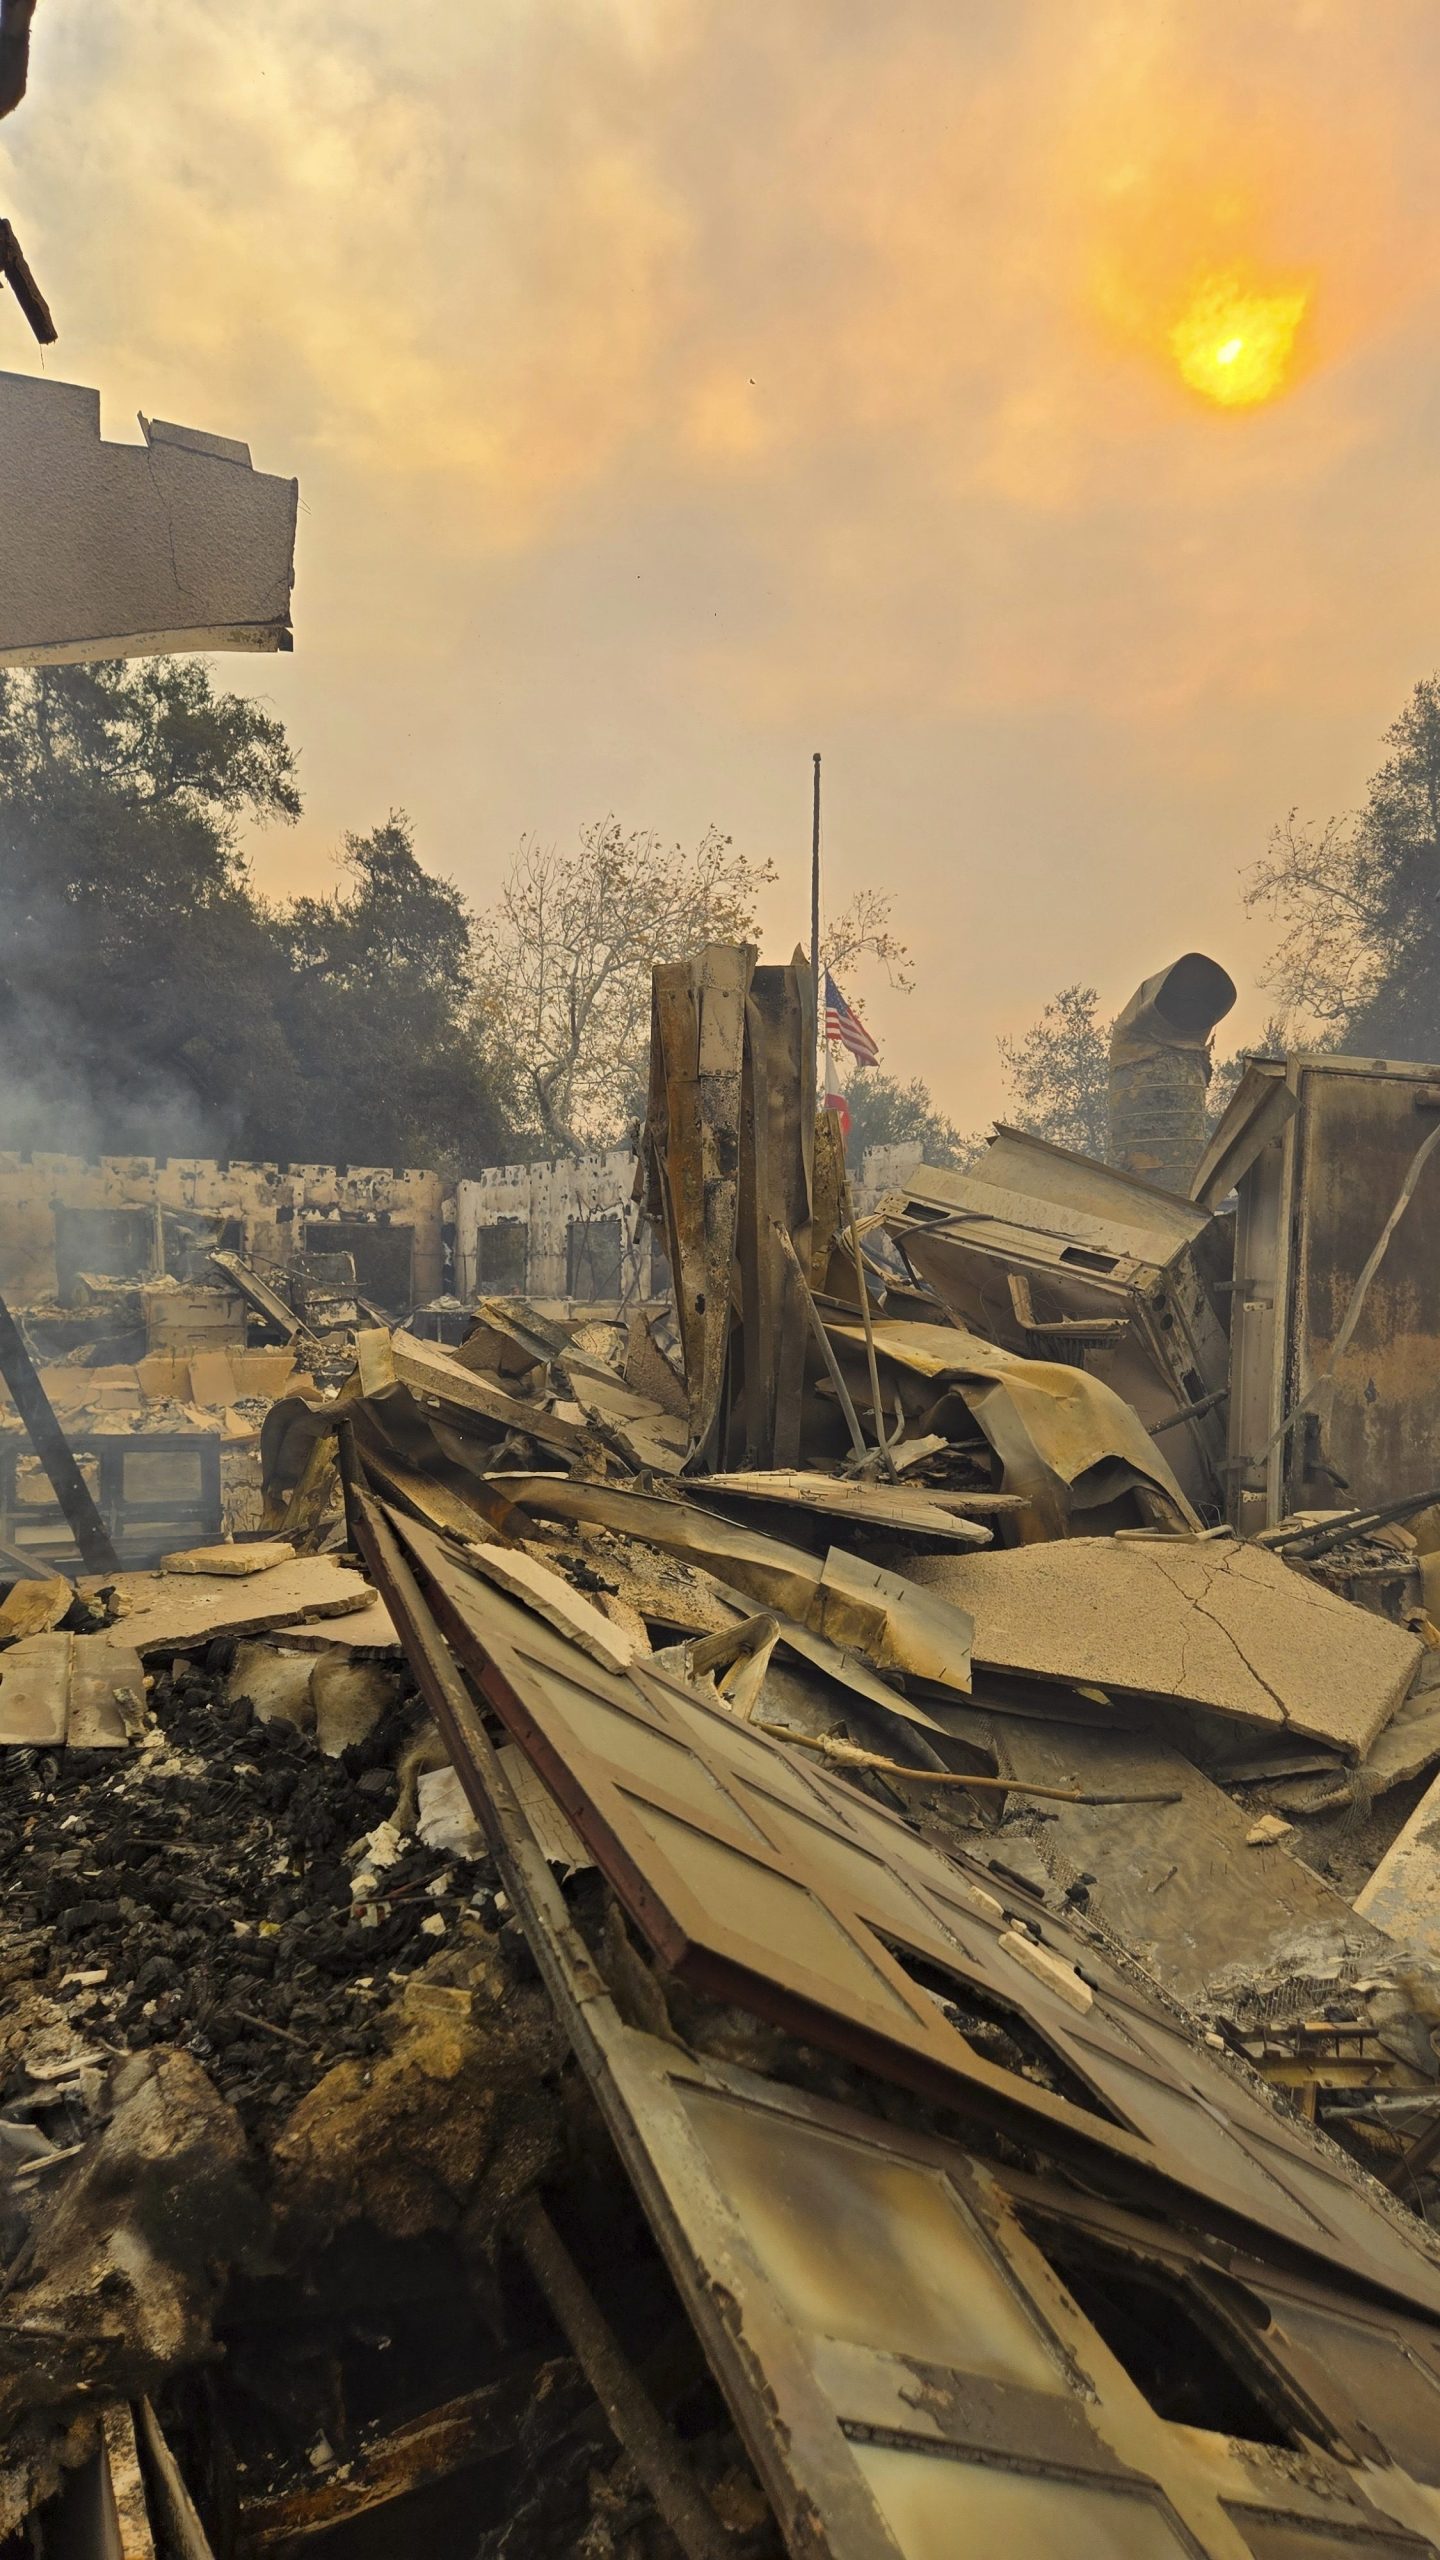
xmin=0 ymin=1657 xmax=495 ymax=2137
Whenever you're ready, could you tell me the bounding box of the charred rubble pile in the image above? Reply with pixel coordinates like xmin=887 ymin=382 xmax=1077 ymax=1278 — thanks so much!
xmin=0 ymin=1229 xmax=383 ymax=1564
xmin=11 ymin=951 xmax=1440 ymax=2553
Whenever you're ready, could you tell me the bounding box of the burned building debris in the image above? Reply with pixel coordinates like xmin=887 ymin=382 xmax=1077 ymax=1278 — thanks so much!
xmin=0 ymin=1155 xmax=446 ymax=1573
xmin=12 ymin=955 xmax=1440 ymax=2554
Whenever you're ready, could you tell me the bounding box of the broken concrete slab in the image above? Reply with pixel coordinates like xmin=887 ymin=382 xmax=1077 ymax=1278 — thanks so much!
xmin=78 ymin=1556 xmax=376 ymax=1657
xmin=274 ymin=1593 xmax=402 ymax=1655
xmin=0 ymin=1630 xmax=143 ymax=1747
xmin=1355 ymin=1766 xmax=1440 ymax=1961
xmin=908 ymin=1535 xmax=1419 ymax=1755
xmin=0 ymin=1573 xmax=71 ymax=1643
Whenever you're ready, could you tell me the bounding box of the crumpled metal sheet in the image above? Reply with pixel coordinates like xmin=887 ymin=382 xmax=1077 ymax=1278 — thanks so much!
xmin=828 ymin=1318 xmax=1198 ymax=1539
xmin=883 ymin=1128 xmax=1231 ymax=1519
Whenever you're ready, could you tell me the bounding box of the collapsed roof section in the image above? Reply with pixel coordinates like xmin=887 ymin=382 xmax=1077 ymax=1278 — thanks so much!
xmin=0 ymin=372 xmax=297 ymax=665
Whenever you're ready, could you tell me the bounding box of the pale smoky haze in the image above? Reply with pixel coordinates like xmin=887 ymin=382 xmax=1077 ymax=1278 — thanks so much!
xmin=4 ymin=1 xmax=1440 ymax=1122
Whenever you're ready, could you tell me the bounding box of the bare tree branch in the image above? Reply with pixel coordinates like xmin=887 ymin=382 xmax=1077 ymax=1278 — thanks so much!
xmin=472 ymin=819 xmax=776 ymax=1153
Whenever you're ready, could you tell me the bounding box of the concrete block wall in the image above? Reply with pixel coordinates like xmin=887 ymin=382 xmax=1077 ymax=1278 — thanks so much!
xmin=0 ymin=1154 xmax=444 ymax=1305
xmin=456 ymin=1150 xmax=654 ymax=1304
xmin=454 ymin=1142 xmax=923 ymax=1304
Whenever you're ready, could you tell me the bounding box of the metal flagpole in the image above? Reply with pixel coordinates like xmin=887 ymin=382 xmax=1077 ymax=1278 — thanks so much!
xmin=810 ymin=750 xmax=821 ymax=1022
xmin=811 ymin=752 xmax=831 ymax=1106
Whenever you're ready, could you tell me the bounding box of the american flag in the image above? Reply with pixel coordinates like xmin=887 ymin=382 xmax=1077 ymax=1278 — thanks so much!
xmin=824 ymin=973 xmax=879 ymax=1067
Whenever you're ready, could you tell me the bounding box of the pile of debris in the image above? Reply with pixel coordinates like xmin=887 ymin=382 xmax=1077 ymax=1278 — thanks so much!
xmin=0 ymin=1236 xmax=391 ymax=1566
xmin=11 ymin=947 xmax=1440 ymax=2554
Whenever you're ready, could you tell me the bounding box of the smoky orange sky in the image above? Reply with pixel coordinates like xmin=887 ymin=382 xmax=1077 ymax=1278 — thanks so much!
xmin=4 ymin=0 xmax=1440 ymax=1124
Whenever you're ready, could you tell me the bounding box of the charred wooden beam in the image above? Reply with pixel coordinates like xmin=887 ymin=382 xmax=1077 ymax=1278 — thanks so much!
xmin=0 ymin=216 xmax=56 ymax=343
xmin=0 ymin=1289 xmax=118 ymax=1572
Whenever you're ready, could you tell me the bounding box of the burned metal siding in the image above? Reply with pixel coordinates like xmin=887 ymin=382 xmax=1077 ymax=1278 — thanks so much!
xmin=1287 ymin=1067 xmax=1440 ymax=1518
xmin=1209 ymin=1058 xmax=1440 ymax=1531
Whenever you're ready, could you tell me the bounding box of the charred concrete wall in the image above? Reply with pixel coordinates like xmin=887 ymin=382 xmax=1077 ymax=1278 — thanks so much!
xmin=0 ymin=1155 xmax=444 ymax=1305
xmin=455 ymin=1141 xmax=922 ymax=1306
xmin=456 ymin=1150 xmax=657 ymax=1304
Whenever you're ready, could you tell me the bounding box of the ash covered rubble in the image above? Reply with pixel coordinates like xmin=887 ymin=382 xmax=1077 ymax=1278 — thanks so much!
xmin=14 ymin=953 xmax=1440 ymax=2552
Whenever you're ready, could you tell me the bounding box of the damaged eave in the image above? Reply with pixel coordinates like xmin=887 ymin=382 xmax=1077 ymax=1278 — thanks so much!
xmin=0 ymin=378 xmax=298 ymax=667
xmin=0 ymin=0 xmax=36 ymax=121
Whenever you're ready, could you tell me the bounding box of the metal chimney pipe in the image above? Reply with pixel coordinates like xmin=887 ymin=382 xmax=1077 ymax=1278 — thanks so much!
xmin=1108 ymin=952 xmax=1237 ymax=1194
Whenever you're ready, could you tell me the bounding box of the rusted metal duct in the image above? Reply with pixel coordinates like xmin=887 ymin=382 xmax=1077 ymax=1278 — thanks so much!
xmin=1108 ymin=952 xmax=1236 ymax=1194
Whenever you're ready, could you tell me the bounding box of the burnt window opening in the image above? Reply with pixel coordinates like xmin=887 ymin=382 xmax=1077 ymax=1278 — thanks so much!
xmin=303 ymin=1219 xmax=413 ymax=1309
xmin=474 ymin=1218 xmax=528 ymax=1294
xmin=53 ymin=1203 xmax=155 ymax=1298
xmin=880 ymin=1939 xmax=1127 ymax=2129
xmin=566 ymin=1213 xmax=623 ymax=1300
xmin=1023 ymin=2224 xmax=1299 ymax=2444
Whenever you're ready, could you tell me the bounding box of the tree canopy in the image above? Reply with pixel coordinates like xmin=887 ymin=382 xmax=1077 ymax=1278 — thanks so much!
xmin=0 ymin=662 xmax=509 ymax=1176
xmin=1247 ymin=675 xmax=1440 ymax=1057
xmin=839 ymin=1069 xmax=970 ymax=1169
xmin=995 ymin=984 xmax=1111 ymax=1157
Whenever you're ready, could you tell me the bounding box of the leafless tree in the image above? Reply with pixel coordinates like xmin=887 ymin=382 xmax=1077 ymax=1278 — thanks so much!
xmin=820 ymin=888 xmax=915 ymax=996
xmin=472 ymin=819 xmax=776 ymax=1154
xmin=1243 ymin=809 xmax=1384 ymax=1038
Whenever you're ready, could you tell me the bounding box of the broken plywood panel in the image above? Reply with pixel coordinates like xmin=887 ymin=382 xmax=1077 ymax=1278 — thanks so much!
xmin=561 ymin=1364 xmax=689 ymax=1473
xmin=385 ymin=1332 xmax=597 ymax=1459
xmin=443 ymin=1531 xmax=634 ymax=1675
xmin=78 ymin=1556 xmax=375 ymax=1656
xmin=692 ymin=1471 xmax=993 ymax=1547
xmin=909 ymin=1537 xmax=1419 ymax=1755
xmin=1355 ymin=1767 xmax=1440 ymax=1961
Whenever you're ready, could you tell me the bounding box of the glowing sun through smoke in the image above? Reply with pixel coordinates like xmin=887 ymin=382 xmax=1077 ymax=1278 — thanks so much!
xmin=1169 ymin=271 xmax=1309 ymax=406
